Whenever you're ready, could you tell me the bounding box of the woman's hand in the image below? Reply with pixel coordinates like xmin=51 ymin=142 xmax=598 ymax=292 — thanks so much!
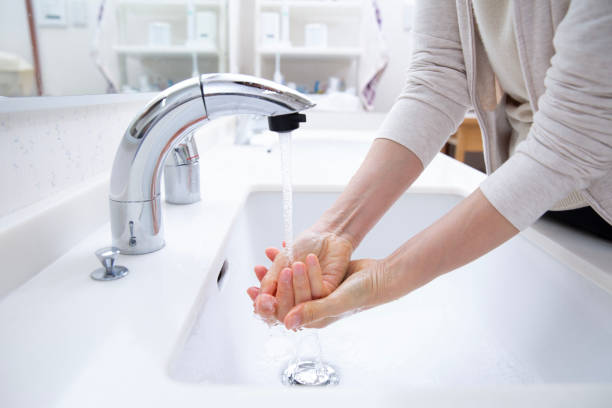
xmin=252 ymin=229 xmax=354 ymax=322
xmin=282 ymin=258 xmax=386 ymax=329
xmin=248 ymin=140 xmax=424 ymax=324
xmin=258 ymin=188 xmax=521 ymax=330
xmin=248 ymin=255 xmax=387 ymax=329
xmin=247 ymin=255 xmax=323 ymax=324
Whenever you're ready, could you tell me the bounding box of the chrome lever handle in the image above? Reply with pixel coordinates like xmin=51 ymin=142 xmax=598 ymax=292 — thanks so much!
xmin=91 ymin=247 xmax=129 ymax=281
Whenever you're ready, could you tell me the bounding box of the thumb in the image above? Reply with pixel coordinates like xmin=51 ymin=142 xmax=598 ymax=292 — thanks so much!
xmin=284 ymin=264 xmax=377 ymax=330
xmin=283 ymin=299 xmax=335 ymax=330
xmin=283 ymin=288 xmax=361 ymax=330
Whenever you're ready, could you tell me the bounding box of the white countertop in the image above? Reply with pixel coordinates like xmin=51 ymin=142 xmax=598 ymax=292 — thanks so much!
xmin=1 ymin=130 xmax=611 ymax=407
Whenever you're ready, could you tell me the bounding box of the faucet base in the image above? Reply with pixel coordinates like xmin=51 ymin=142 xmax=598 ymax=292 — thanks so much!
xmin=109 ymin=198 xmax=165 ymax=255
xmin=164 ymin=162 xmax=201 ymax=205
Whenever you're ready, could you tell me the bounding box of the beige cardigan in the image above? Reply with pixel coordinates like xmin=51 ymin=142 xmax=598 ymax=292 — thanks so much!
xmin=377 ymin=0 xmax=612 ymax=230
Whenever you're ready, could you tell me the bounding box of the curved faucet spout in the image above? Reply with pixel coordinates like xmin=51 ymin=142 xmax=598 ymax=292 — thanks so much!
xmin=109 ymin=74 xmax=315 ymax=254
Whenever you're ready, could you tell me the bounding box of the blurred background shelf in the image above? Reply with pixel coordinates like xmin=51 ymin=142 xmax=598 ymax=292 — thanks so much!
xmin=114 ymin=45 xmax=219 ymax=57
xmin=115 ymin=0 xmax=228 ymax=92
xmin=117 ymin=0 xmax=225 ymax=8
xmin=257 ymin=46 xmax=361 ymax=59
xmin=259 ymin=0 xmax=363 ymax=10
xmin=254 ymin=0 xmax=365 ymax=95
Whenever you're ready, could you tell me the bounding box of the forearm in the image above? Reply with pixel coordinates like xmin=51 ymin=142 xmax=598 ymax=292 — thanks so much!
xmin=380 ymin=188 xmax=519 ymax=302
xmin=281 ymin=189 xmax=520 ymax=329
xmin=313 ymin=138 xmax=424 ymax=249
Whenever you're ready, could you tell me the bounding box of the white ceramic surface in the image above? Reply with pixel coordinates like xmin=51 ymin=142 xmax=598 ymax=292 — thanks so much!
xmin=1 ymin=132 xmax=611 ymax=407
xmin=171 ymin=191 xmax=612 ymax=387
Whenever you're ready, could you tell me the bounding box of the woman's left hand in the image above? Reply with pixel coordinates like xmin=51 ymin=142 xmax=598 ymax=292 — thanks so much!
xmin=247 ymin=247 xmax=332 ymax=325
xmin=248 ymin=252 xmax=386 ymax=329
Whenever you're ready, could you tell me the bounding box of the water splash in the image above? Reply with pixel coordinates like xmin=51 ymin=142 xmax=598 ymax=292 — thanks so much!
xmin=282 ymin=330 xmax=339 ymax=386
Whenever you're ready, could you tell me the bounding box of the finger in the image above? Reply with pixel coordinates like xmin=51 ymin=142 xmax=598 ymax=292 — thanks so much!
xmin=255 ymin=293 xmax=277 ymax=318
xmin=292 ymin=262 xmax=312 ymax=305
xmin=282 ymin=299 xmax=320 ymax=330
xmin=247 ymin=286 xmax=259 ymax=302
xmin=254 ymin=265 xmax=267 ymax=282
xmin=305 ymin=254 xmax=325 ymax=299
xmin=259 ymin=251 xmax=288 ymax=295
xmin=276 ymin=267 xmax=295 ymax=322
xmin=265 ymin=247 xmax=280 ymax=262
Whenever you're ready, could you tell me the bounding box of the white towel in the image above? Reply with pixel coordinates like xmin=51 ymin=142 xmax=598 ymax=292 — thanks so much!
xmin=359 ymin=0 xmax=389 ymax=110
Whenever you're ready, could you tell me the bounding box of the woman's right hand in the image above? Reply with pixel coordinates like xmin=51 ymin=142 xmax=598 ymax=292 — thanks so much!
xmin=252 ymin=228 xmax=354 ymax=322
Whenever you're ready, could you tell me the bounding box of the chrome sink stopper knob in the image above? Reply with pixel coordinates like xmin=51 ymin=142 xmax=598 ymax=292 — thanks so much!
xmin=91 ymin=247 xmax=129 ymax=281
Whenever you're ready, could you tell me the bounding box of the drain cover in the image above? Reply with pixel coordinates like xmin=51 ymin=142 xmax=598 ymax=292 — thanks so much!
xmin=282 ymin=360 xmax=339 ymax=386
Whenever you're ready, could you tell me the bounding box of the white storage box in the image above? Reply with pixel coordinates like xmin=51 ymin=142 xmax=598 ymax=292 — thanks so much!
xmin=148 ymin=22 xmax=171 ymax=46
xmin=261 ymin=12 xmax=280 ymax=45
xmin=304 ymin=23 xmax=328 ymax=48
xmin=195 ymin=11 xmax=217 ymax=48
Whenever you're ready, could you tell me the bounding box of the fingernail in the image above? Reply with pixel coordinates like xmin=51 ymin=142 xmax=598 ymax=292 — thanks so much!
xmin=293 ymin=262 xmax=305 ymax=275
xmin=286 ymin=314 xmax=302 ymax=330
xmin=261 ymin=299 xmax=274 ymax=314
xmin=306 ymin=254 xmax=316 ymax=266
xmin=280 ymin=268 xmax=292 ymax=282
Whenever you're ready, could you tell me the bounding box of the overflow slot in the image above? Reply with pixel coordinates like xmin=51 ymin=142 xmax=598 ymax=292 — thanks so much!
xmin=216 ymin=260 xmax=229 ymax=290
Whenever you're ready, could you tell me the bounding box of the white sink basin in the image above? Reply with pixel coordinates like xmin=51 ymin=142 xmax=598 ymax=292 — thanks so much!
xmin=170 ymin=191 xmax=612 ymax=387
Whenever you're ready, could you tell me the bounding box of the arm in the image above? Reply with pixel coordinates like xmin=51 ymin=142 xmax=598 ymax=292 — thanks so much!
xmin=382 ymin=188 xmax=518 ymax=301
xmin=255 ymin=138 xmax=422 ymax=317
xmin=312 ymin=138 xmax=424 ymax=249
xmin=283 ymin=188 xmax=518 ymax=330
xmin=277 ymin=1 xmax=612 ymax=328
xmin=317 ymin=0 xmax=474 ymax=254
xmin=255 ymin=0 xmax=472 ymax=319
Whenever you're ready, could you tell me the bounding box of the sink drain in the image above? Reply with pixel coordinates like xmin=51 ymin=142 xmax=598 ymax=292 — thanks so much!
xmin=281 ymin=360 xmax=339 ymax=386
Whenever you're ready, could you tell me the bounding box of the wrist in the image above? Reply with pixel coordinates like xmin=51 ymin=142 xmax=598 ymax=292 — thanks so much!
xmin=382 ymin=240 xmax=433 ymax=297
xmin=311 ymin=214 xmax=359 ymax=251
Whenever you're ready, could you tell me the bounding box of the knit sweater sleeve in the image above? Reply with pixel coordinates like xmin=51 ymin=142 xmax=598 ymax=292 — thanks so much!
xmin=480 ymin=0 xmax=612 ymax=230
xmin=376 ymin=0 xmax=470 ymax=168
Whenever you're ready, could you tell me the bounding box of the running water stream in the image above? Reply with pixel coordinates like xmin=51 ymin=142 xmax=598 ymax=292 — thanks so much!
xmin=277 ymin=131 xmax=338 ymax=386
xmin=278 ymin=131 xmax=294 ymax=262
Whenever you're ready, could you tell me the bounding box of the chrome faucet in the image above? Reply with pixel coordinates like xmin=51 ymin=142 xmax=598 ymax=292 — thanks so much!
xmin=109 ymin=73 xmax=315 ymax=255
